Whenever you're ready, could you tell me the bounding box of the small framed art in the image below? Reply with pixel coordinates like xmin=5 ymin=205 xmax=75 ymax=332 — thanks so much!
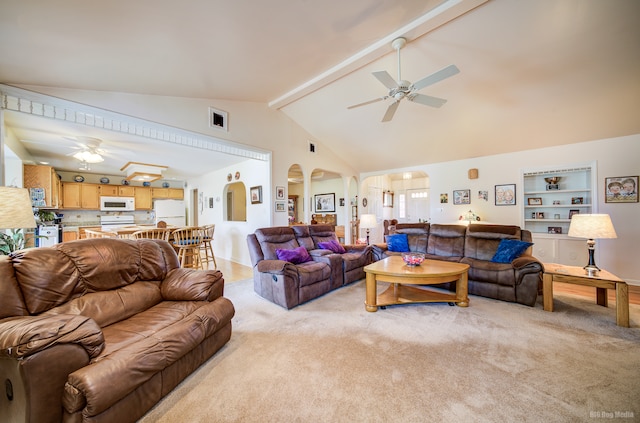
xmin=527 ymin=197 xmax=542 ymax=206
xmin=453 ymin=190 xmax=470 ymax=205
xmin=495 ymin=184 xmax=516 ymax=205
xmin=275 ymin=201 xmax=286 ymax=212
xmin=569 ymin=209 xmax=580 ymax=219
xmin=276 ymin=186 xmax=285 ymax=200
xmin=250 ymin=186 xmax=263 ymax=204
xmin=315 ymin=193 xmax=336 ymax=212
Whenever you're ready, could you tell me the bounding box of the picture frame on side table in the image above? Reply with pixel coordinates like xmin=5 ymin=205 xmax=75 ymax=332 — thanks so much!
xmin=605 ymin=175 xmax=638 ymax=203
xmin=495 ymin=184 xmax=516 ymax=205
xmin=315 ymin=193 xmax=336 ymax=212
xmin=453 ymin=189 xmax=470 ymax=205
xmin=250 ymin=186 xmax=263 ymax=204
xmin=275 ymin=201 xmax=286 ymax=212
xmin=276 ymin=186 xmax=285 ymax=200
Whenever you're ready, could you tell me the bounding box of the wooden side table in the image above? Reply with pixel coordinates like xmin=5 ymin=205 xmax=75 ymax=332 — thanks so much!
xmin=542 ymin=263 xmax=629 ymax=327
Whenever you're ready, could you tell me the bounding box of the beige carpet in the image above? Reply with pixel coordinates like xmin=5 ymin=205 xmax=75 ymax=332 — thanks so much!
xmin=140 ymin=279 xmax=640 ymax=422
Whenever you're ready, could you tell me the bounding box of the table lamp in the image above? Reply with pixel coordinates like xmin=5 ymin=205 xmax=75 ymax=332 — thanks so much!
xmin=0 ymin=186 xmax=37 ymax=254
xmin=568 ymin=214 xmax=617 ymax=272
xmin=359 ymin=214 xmax=377 ymax=245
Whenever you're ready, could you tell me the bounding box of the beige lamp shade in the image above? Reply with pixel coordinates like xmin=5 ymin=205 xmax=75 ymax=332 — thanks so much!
xmin=0 ymin=187 xmax=37 ymax=229
xmin=568 ymin=214 xmax=617 ymax=239
xmin=360 ymin=214 xmax=377 ymax=229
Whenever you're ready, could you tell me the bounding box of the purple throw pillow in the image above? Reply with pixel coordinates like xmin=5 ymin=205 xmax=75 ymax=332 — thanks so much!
xmin=276 ymin=246 xmax=312 ymax=264
xmin=318 ymin=240 xmax=347 ymax=254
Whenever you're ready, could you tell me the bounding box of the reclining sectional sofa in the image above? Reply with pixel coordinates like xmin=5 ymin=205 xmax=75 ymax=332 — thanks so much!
xmin=246 ymin=225 xmax=372 ymax=309
xmin=373 ymin=223 xmax=543 ymax=306
xmin=0 ymin=238 xmax=235 ymax=423
xmin=248 ymin=222 xmax=543 ymax=309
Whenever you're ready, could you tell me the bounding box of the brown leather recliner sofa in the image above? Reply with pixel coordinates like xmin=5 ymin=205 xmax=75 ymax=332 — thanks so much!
xmin=0 ymin=238 xmax=235 ymax=423
xmin=373 ymin=223 xmax=543 ymax=306
xmin=246 ymin=225 xmax=372 ymax=309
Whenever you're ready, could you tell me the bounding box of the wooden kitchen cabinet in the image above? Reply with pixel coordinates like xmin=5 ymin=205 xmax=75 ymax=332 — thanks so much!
xmin=99 ymin=185 xmax=118 ymax=196
xmin=62 ymin=183 xmax=100 ymax=209
xmin=151 ymin=187 xmax=184 ymax=199
xmin=118 ymin=186 xmax=136 ymax=197
xmin=23 ymin=164 xmax=61 ymax=208
xmin=62 ymin=231 xmax=78 ymax=242
xmin=135 ymin=187 xmax=152 ymax=210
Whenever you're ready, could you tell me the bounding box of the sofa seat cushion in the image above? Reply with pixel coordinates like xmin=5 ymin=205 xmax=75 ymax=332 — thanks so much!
xmin=296 ymin=261 xmax=331 ymax=288
xmin=461 ymin=258 xmax=517 ymax=287
xmin=342 ymin=251 xmax=369 ymax=272
xmin=63 ymin=297 xmax=234 ymax=417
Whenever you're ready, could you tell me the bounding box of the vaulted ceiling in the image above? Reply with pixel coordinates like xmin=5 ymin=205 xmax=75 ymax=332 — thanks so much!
xmin=1 ymin=0 xmax=639 ymax=178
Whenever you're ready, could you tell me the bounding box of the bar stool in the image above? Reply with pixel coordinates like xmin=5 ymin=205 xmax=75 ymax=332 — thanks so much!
xmin=199 ymin=224 xmax=217 ymax=269
xmin=171 ymin=227 xmax=203 ymax=269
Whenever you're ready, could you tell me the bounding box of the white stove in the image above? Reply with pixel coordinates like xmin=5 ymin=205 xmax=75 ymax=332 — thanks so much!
xmin=100 ymin=215 xmax=135 ymax=230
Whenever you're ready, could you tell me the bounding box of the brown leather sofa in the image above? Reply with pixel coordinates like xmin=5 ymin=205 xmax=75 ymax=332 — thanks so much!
xmin=246 ymin=225 xmax=372 ymax=309
xmin=373 ymin=223 xmax=543 ymax=306
xmin=0 ymin=238 xmax=235 ymax=423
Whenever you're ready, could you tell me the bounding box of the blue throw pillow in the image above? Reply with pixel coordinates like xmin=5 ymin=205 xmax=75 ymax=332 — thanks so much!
xmin=491 ymin=239 xmax=533 ymax=263
xmin=387 ymin=233 xmax=409 ymax=252
xmin=276 ymin=246 xmax=312 ymax=264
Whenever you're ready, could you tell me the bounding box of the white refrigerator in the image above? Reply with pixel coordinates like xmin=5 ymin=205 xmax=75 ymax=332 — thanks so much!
xmin=154 ymin=200 xmax=186 ymax=226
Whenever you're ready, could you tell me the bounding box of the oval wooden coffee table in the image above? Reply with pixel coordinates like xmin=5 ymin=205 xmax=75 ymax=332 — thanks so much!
xmin=364 ymin=256 xmax=470 ymax=312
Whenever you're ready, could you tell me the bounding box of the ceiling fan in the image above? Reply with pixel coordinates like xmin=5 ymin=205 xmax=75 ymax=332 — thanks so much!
xmin=64 ymin=136 xmax=106 ymax=169
xmin=347 ymin=37 xmax=460 ymax=122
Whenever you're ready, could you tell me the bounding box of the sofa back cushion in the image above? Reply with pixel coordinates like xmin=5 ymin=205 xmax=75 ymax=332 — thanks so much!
xmin=464 ymin=224 xmax=522 ymax=261
xmin=255 ymin=227 xmax=300 ymax=260
xmin=394 ymin=223 xmax=429 ymax=253
xmin=9 ymin=238 xmax=177 ymax=315
xmin=308 ymin=225 xmax=339 ymax=249
xmin=426 ymin=224 xmax=467 ymax=257
xmin=292 ymin=225 xmax=316 ymax=251
xmin=0 ymin=255 xmax=28 ymax=318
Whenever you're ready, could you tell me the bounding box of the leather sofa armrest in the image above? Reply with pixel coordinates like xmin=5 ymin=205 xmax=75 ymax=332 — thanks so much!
xmin=161 ymin=268 xmax=225 ymax=301
xmin=371 ymin=243 xmax=388 ymax=261
xmin=0 ymin=314 xmax=104 ymax=360
xmin=256 ymin=259 xmax=290 ymax=274
xmin=512 ymin=256 xmax=543 ymax=285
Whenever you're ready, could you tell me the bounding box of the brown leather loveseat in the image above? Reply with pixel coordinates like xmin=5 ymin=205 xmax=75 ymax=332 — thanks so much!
xmin=0 ymin=238 xmax=235 ymax=423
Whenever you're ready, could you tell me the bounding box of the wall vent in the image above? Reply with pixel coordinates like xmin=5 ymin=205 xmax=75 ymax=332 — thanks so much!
xmin=209 ymin=107 xmax=228 ymax=132
xmin=309 ymin=142 xmax=316 ymax=153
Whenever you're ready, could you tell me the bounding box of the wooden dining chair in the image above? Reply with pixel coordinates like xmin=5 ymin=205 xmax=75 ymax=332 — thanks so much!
xmin=131 ymin=228 xmax=171 ymax=241
xmin=84 ymin=229 xmax=116 ymax=239
xmin=199 ymin=224 xmax=217 ymax=269
xmin=170 ymin=227 xmax=203 ymax=269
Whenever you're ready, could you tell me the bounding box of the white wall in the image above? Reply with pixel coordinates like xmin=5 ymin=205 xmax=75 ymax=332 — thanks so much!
xmin=362 ymin=135 xmax=640 ymax=284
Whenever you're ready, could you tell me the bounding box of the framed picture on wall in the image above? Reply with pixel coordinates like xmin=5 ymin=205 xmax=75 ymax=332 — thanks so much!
xmin=276 ymin=186 xmax=285 ymax=200
xmin=250 ymin=186 xmax=262 ymax=204
xmin=314 ymin=193 xmax=336 ymax=212
xmin=495 ymin=184 xmax=516 ymax=205
xmin=605 ymin=175 xmax=638 ymax=203
xmin=453 ymin=189 xmax=470 ymax=205
xmin=275 ymin=201 xmax=286 ymax=212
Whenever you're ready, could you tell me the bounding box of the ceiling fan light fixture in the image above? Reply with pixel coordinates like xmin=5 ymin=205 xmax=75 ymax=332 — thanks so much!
xmin=121 ymin=162 xmax=168 ymax=182
xmin=73 ymin=150 xmax=104 ymax=164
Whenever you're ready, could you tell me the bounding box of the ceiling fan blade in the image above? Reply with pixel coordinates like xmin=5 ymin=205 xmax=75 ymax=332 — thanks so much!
xmin=347 ymin=96 xmax=388 ymax=109
xmin=372 ymin=71 xmax=398 ymax=90
xmin=408 ymin=93 xmax=448 ymax=108
xmin=410 ymin=64 xmax=460 ymax=92
xmin=381 ymin=101 xmax=400 ymax=122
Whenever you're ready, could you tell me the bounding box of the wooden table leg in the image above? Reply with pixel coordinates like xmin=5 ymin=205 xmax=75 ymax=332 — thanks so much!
xmin=455 ymin=271 xmax=469 ymax=307
xmin=365 ymin=273 xmax=378 ymax=312
xmin=616 ymin=282 xmax=630 ymax=328
xmin=596 ymin=287 xmax=608 ymax=307
xmin=543 ymin=273 xmax=553 ymax=312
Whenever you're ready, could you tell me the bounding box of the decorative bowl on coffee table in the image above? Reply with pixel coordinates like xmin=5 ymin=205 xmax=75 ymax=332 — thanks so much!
xmin=402 ymin=252 xmax=425 ymax=266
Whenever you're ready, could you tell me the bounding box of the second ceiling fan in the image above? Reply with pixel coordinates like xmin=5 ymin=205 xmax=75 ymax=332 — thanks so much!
xmin=348 ymin=37 xmax=460 ymax=122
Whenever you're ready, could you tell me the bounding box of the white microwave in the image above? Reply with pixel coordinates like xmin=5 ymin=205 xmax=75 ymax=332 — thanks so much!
xmin=100 ymin=196 xmax=135 ymax=211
